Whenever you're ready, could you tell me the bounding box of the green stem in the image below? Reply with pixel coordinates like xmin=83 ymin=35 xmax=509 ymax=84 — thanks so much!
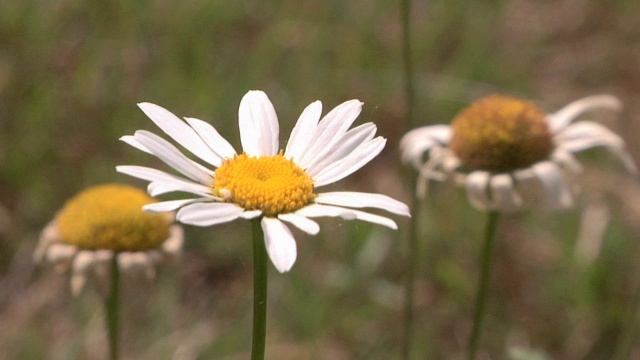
xmin=468 ymin=211 xmax=500 ymax=360
xmin=106 ymin=254 xmax=120 ymax=360
xmin=251 ymin=219 xmax=268 ymax=360
xmin=613 ymin=269 xmax=640 ymax=360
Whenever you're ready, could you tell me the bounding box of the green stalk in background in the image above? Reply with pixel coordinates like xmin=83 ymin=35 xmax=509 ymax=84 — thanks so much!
xmin=106 ymin=255 xmax=121 ymax=360
xmin=252 ymin=219 xmax=268 ymax=360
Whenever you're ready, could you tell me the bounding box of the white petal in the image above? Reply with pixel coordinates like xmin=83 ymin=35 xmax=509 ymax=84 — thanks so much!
xmin=138 ymin=102 xmax=224 ymax=166
xmin=239 ymin=210 xmax=263 ymax=219
xmin=284 ymin=101 xmax=322 ymax=161
xmin=297 ymin=100 xmax=363 ymax=168
xmin=313 ymin=137 xmax=386 ymax=187
xmin=465 ymin=171 xmax=491 ymax=210
xmin=314 ymin=191 xmax=410 ymax=216
xmin=142 ymin=198 xmax=206 ymax=213
xmin=489 ymin=174 xmax=523 ymax=211
xmin=261 ymin=217 xmax=297 ymax=273
xmin=133 ymin=130 xmax=213 ymax=185
xmin=120 ymin=135 xmax=153 ymax=154
xmin=295 ymin=204 xmax=398 ymax=229
xmin=400 ymin=125 xmax=452 ymax=169
xmin=176 ymin=202 xmax=245 ymax=226
xmin=238 ymin=91 xmax=279 ymax=156
xmin=184 ymin=117 xmax=237 ymax=161
xmin=163 ymin=225 xmax=184 ymax=258
xmin=278 ymin=213 xmax=320 ymax=235
xmin=531 ymin=161 xmax=574 ymax=209
xmin=146 ymin=181 xmax=214 ymax=198
xmin=117 ymin=252 xmax=156 ymax=279
xmin=116 ymin=165 xmax=213 ymax=197
xmin=548 ymin=95 xmax=622 ymax=133
xmin=305 ymin=123 xmax=377 ymax=177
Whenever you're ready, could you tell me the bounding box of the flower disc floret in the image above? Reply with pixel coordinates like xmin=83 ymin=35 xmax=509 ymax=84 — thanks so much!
xmin=57 ymin=184 xmax=171 ymax=252
xmin=449 ymin=94 xmax=553 ymax=173
xmin=214 ymin=152 xmax=315 ymax=216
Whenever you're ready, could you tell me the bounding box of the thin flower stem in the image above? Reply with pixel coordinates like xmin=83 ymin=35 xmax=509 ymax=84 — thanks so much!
xmin=400 ymin=0 xmax=418 ymax=358
xmin=251 ymin=219 xmax=268 ymax=360
xmin=468 ymin=211 xmax=500 ymax=360
xmin=106 ymin=255 xmax=120 ymax=360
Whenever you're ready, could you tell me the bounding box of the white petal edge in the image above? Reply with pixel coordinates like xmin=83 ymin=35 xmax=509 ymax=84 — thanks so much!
xmin=314 ymin=191 xmax=410 ymax=216
xmin=400 ymin=125 xmax=452 ymax=168
xmin=261 ymin=217 xmax=297 ymax=273
xmin=531 ymin=161 xmax=574 ymax=209
xmin=489 ymin=174 xmax=523 ymax=211
xmin=284 ymin=101 xmax=322 ymax=161
xmin=116 ymin=165 xmax=212 ymax=196
xmin=184 ymin=117 xmax=237 ymax=161
xmin=138 ymin=102 xmax=224 ymax=166
xmin=295 ymin=203 xmax=398 ymax=229
xmin=238 ymin=90 xmax=279 ymax=157
xmin=465 ymin=171 xmax=491 ymax=210
xmin=548 ymin=95 xmax=622 ymax=133
xmin=278 ymin=213 xmax=320 ymax=235
xmin=120 ymin=135 xmax=152 ymax=154
xmin=176 ymin=202 xmax=245 ymax=226
xmin=142 ymin=198 xmax=208 ymax=213
xmin=313 ymin=137 xmax=386 ymax=187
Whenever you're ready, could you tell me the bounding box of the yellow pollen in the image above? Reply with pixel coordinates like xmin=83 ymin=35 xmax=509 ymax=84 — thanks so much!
xmin=213 ymin=152 xmax=315 ymax=216
xmin=449 ymin=94 xmax=553 ymax=173
xmin=57 ymin=184 xmax=171 ymax=252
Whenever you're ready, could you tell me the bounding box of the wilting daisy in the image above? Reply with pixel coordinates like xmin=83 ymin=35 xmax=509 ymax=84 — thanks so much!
xmin=400 ymin=94 xmax=637 ymax=211
xmin=117 ymin=90 xmax=410 ymax=273
xmin=34 ymin=183 xmax=183 ymax=295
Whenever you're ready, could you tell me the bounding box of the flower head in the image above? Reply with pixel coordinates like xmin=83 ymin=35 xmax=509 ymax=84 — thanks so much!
xmin=34 ymin=184 xmax=183 ymax=295
xmin=117 ymin=90 xmax=410 ymax=273
xmin=400 ymin=94 xmax=637 ymax=211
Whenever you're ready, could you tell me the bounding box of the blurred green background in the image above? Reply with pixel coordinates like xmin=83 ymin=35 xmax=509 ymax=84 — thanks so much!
xmin=2 ymin=0 xmax=640 ymax=359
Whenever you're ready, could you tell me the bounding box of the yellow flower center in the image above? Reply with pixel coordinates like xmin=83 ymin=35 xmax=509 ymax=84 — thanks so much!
xmin=57 ymin=184 xmax=171 ymax=252
xmin=213 ymin=152 xmax=315 ymax=216
xmin=449 ymin=94 xmax=553 ymax=173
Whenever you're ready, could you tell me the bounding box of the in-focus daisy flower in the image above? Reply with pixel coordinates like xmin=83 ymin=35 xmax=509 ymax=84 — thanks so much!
xmin=117 ymin=90 xmax=410 ymax=273
xmin=34 ymin=184 xmax=183 ymax=295
xmin=400 ymin=94 xmax=637 ymax=211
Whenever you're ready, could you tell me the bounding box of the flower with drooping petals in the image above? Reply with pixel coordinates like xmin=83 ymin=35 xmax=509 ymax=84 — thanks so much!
xmin=400 ymin=94 xmax=637 ymax=211
xmin=117 ymin=90 xmax=410 ymax=273
xmin=34 ymin=184 xmax=183 ymax=295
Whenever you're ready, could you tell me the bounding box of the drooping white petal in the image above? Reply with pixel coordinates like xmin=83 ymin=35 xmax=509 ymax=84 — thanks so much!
xmin=117 ymin=252 xmax=156 ymax=279
xmin=295 ymin=203 xmax=398 ymax=229
xmin=297 ymin=100 xmax=364 ymax=168
xmin=261 ymin=217 xmax=297 ymax=273
xmin=278 ymin=213 xmax=320 ymax=235
xmin=284 ymin=101 xmax=322 ymax=161
xmin=138 ymin=102 xmax=224 ymax=166
xmin=531 ymin=161 xmax=574 ymax=209
xmin=176 ymin=202 xmax=245 ymax=226
xmin=184 ymin=117 xmax=237 ymax=161
xmin=548 ymin=95 xmax=621 ymax=133
xmin=132 ymin=130 xmax=213 ymax=185
xmin=313 ymin=137 xmax=386 ymax=187
xmin=238 ymin=91 xmax=279 ymax=157
xmin=314 ymin=191 xmax=410 ymax=216
xmin=305 ymin=123 xmax=377 ymax=177
xmin=400 ymin=125 xmax=452 ymax=169
xmin=142 ymin=198 xmax=207 ymax=213
xmin=556 ymin=121 xmax=638 ymax=174
xmin=465 ymin=171 xmax=491 ymax=210
xmin=489 ymin=174 xmax=523 ymax=211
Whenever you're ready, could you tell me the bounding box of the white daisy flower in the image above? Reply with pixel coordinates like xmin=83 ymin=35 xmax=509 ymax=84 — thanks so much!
xmin=117 ymin=90 xmax=410 ymax=273
xmin=34 ymin=184 xmax=183 ymax=296
xmin=400 ymin=94 xmax=637 ymax=211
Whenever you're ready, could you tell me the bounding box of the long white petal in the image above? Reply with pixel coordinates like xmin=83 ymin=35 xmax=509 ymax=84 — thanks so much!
xmin=489 ymin=174 xmax=523 ymax=211
xmin=176 ymin=202 xmax=244 ymax=226
xmin=295 ymin=204 xmax=398 ymax=229
xmin=278 ymin=213 xmax=320 ymax=235
xmin=184 ymin=117 xmax=237 ymax=161
xmin=238 ymin=91 xmax=279 ymax=156
xmin=146 ymin=181 xmax=214 ymax=198
xmin=548 ymin=95 xmax=622 ymax=133
xmin=465 ymin=171 xmax=491 ymax=210
xmin=116 ymin=165 xmax=212 ymax=196
xmin=261 ymin=217 xmax=297 ymax=273
xmin=297 ymin=100 xmax=363 ymax=168
xmin=133 ymin=130 xmax=213 ymax=185
xmin=306 ymin=123 xmax=377 ymax=177
xmin=120 ymin=135 xmax=152 ymax=154
xmin=313 ymin=137 xmax=386 ymax=187
xmin=138 ymin=102 xmax=224 ymax=166
xmin=314 ymin=191 xmax=410 ymax=216
xmin=531 ymin=161 xmax=574 ymax=209
xmin=142 ymin=198 xmax=207 ymax=213
xmin=284 ymin=101 xmax=322 ymax=161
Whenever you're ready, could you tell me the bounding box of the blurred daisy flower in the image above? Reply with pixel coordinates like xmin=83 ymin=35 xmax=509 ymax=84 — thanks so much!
xmin=34 ymin=184 xmax=183 ymax=295
xmin=117 ymin=90 xmax=410 ymax=273
xmin=400 ymin=94 xmax=637 ymax=211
